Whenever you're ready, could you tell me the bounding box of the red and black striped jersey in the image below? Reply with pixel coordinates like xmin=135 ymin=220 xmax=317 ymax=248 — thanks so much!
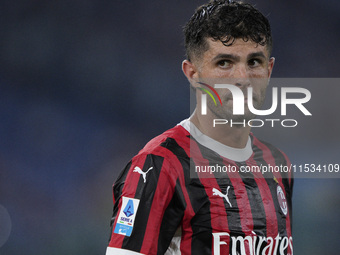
xmin=106 ymin=119 xmax=293 ymax=255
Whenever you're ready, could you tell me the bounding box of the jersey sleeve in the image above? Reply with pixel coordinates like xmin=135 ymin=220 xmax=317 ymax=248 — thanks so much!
xmin=106 ymin=152 xmax=186 ymax=255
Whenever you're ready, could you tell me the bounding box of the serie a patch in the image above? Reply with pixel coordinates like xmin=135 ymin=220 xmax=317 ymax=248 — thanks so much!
xmin=114 ymin=197 xmax=140 ymax=237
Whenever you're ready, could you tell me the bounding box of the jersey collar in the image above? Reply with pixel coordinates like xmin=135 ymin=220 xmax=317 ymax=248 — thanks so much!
xmin=179 ymin=118 xmax=253 ymax=162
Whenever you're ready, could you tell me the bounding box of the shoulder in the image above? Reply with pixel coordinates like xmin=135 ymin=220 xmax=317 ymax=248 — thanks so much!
xmin=119 ymin=124 xmax=190 ymax=180
xmin=137 ymin=124 xmax=191 ymax=160
xmin=250 ymin=133 xmax=293 ymax=188
xmin=250 ymin=133 xmax=291 ymax=164
xmin=113 ymin=124 xmax=191 ymax=197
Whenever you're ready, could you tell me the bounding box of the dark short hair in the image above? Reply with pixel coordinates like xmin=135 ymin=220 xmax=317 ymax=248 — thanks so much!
xmin=183 ymin=0 xmax=273 ymax=61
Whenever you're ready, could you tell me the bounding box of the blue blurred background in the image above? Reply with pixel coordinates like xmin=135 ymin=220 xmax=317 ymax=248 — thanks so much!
xmin=0 ymin=1 xmax=339 ymax=254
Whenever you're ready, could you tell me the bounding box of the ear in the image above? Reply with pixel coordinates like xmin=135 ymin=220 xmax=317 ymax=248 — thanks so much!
xmin=182 ymin=59 xmax=199 ymax=88
xmin=267 ymin=57 xmax=275 ymax=78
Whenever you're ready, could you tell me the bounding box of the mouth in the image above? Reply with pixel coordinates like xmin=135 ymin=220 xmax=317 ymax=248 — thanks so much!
xmin=225 ymin=97 xmax=248 ymax=101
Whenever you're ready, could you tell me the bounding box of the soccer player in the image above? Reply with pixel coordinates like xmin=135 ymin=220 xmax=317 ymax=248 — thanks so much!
xmin=106 ymin=1 xmax=293 ymax=254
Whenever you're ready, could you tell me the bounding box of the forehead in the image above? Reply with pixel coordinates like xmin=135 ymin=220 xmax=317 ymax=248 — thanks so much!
xmin=203 ymin=38 xmax=270 ymax=59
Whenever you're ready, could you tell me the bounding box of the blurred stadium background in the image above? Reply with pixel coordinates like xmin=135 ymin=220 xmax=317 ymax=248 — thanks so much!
xmin=0 ymin=0 xmax=339 ymax=254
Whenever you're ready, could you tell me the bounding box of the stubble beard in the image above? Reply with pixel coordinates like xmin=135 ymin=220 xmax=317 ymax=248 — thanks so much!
xmin=207 ymin=87 xmax=267 ymax=123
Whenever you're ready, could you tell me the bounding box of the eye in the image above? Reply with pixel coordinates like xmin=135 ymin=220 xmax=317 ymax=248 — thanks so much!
xmin=248 ymin=59 xmax=262 ymax=68
xmin=217 ymin=60 xmax=232 ymax=69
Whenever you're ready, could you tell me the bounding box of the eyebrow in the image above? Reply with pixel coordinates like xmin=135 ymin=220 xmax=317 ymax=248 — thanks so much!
xmin=212 ymin=54 xmax=240 ymax=62
xmin=212 ymin=51 xmax=267 ymax=62
xmin=248 ymin=52 xmax=266 ymax=59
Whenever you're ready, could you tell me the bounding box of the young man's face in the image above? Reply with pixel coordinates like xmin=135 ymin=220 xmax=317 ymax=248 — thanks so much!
xmin=190 ymin=38 xmax=275 ymax=121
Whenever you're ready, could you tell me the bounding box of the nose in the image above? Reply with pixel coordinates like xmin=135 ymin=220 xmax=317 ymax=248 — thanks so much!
xmin=231 ymin=64 xmax=250 ymax=88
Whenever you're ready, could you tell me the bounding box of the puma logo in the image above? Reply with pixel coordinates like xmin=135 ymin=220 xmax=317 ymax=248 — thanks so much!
xmin=133 ymin=166 xmax=153 ymax=183
xmin=212 ymin=186 xmax=232 ymax=207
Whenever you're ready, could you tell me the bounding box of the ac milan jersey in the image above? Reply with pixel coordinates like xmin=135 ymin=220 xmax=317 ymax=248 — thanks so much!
xmin=106 ymin=119 xmax=293 ymax=255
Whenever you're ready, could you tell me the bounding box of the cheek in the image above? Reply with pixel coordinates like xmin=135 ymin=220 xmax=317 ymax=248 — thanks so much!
xmin=218 ymin=90 xmax=232 ymax=99
xmin=249 ymin=69 xmax=269 ymax=78
xmin=250 ymin=80 xmax=269 ymax=96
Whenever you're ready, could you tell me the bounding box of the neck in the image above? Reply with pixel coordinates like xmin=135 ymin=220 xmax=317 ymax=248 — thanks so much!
xmin=190 ymin=110 xmax=251 ymax=149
